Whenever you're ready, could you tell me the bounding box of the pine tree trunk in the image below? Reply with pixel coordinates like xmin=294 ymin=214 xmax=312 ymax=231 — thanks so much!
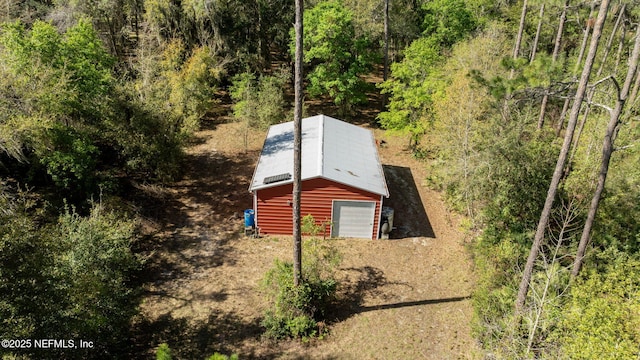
xmin=557 ymin=0 xmax=596 ymax=135
xmin=293 ymin=0 xmax=304 ymax=287
xmin=382 ymin=0 xmax=389 ymax=110
xmin=572 ymin=23 xmax=640 ymax=278
xmin=515 ymin=0 xmax=610 ymax=313
xmin=538 ymin=0 xmax=569 ymax=130
xmin=514 ymin=0 xmax=528 ymax=62
xmin=568 ymin=4 xmax=625 ymax=172
xmin=383 ymin=0 xmax=389 ymax=82
xmin=530 ymin=4 xmax=544 ymax=64
xmin=503 ymin=0 xmax=528 ymax=121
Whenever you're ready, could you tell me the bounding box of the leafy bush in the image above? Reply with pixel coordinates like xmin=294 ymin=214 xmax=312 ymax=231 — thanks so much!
xmin=261 ymin=218 xmax=341 ymax=339
xmin=154 ymin=343 xmax=238 ymax=360
xmin=547 ymin=250 xmax=640 ymax=360
xmin=229 ymin=69 xmax=290 ymax=130
xmin=0 ymin=189 xmax=140 ymax=359
xmin=37 ymin=125 xmax=98 ymax=194
xmin=295 ymin=0 xmax=376 ymax=113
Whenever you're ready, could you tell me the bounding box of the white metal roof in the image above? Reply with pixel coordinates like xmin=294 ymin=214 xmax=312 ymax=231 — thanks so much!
xmin=249 ymin=114 xmax=389 ymax=197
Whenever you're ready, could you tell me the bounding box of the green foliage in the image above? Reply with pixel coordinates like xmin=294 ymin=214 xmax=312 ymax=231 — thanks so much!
xmin=54 ymin=203 xmax=139 ymax=346
xmin=134 ymin=39 xmax=222 ymax=137
xmin=229 ymin=69 xmax=290 ymax=130
xmin=378 ymin=0 xmax=478 ymax=147
xmin=548 ymin=250 xmax=640 ymax=359
xmin=154 ymin=342 xmax=239 ymax=360
xmin=156 ymin=343 xmax=172 ymax=360
xmin=479 ymin=135 xmax=559 ymax=235
xmin=422 ymin=0 xmax=477 ymax=47
xmin=1 ymin=19 xmax=115 ymax=122
xmin=261 ymin=217 xmax=340 ymax=339
xmin=207 ymin=352 xmax=239 ymax=360
xmin=145 ymin=0 xmax=294 ymax=71
xmin=378 ymin=37 xmax=442 ymax=145
xmin=261 ymin=261 xmax=319 ymax=339
xmin=296 ymin=0 xmax=376 ymax=112
xmin=0 ymin=187 xmax=59 ymax=341
xmin=0 ymin=187 xmax=140 ymax=358
xmin=37 ymin=125 xmax=98 ymax=193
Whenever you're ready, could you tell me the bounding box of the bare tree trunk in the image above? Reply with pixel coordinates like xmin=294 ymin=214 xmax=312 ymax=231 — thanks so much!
xmin=575 ymin=1 xmax=597 ymax=73
xmin=382 ymin=0 xmax=389 ymax=110
xmin=568 ymin=4 xmax=625 ymax=173
xmin=515 ymin=0 xmax=610 ymax=313
xmin=630 ymin=66 xmax=640 ymax=105
xmin=503 ymin=0 xmax=528 ymax=121
xmin=530 ymin=4 xmax=544 ymax=64
xmin=556 ymin=0 xmax=597 ymax=135
xmin=383 ymin=0 xmax=389 ymax=82
xmin=526 ymin=199 xmax=578 ymax=355
xmin=572 ymin=23 xmax=640 ymax=278
xmin=514 ymin=0 xmax=528 ymax=63
xmin=538 ymin=0 xmax=569 ymax=130
xmin=293 ymin=0 xmax=304 ymax=287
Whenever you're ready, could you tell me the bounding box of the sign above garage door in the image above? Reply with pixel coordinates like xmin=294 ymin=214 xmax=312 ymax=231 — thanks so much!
xmin=331 ymin=200 xmax=376 ymax=238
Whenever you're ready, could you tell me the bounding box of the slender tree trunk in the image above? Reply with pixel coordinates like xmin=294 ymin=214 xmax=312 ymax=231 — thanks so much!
xmin=572 ymin=23 xmax=640 ymax=278
xmin=503 ymin=0 xmax=528 ymax=121
xmin=568 ymin=4 xmax=625 ymax=173
xmin=382 ymin=0 xmax=389 ymax=110
xmin=575 ymin=1 xmax=597 ymax=73
xmin=538 ymin=0 xmax=569 ymax=130
xmin=293 ymin=0 xmax=304 ymax=287
xmin=515 ymin=0 xmax=610 ymax=313
xmin=556 ymin=0 xmax=596 ymax=135
xmin=514 ymin=0 xmax=528 ymax=63
xmin=530 ymin=4 xmax=544 ymax=64
xmin=630 ymin=66 xmax=640 ymax=104
xmin=383 ymin=0 xmax=389 ymax=82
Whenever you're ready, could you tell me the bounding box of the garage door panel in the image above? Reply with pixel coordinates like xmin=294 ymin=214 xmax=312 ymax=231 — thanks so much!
xmin=332 ymin=200 xmax=375 ymax=238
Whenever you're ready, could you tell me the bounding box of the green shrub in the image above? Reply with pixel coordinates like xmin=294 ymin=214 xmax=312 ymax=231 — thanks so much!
xmin=155 ymin=343 xmax=238 ymax=360
xmin=38 ymin=125 xmax=98 ymax=193
xmin=547 ymin=250 xmax=640 ymax=360
xmin=261 ymin=219 xmax=340 ymax=339
xmin=156 ymin=343 xmax=172 ymax=360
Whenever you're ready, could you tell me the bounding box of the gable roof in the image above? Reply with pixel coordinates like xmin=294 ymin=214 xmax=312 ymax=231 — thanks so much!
xmin=249 ymin=114 xmax=389 ymax=197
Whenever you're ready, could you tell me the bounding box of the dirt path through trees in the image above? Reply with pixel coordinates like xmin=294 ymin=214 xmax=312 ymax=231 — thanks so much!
xmin=132 ymin=120 xmax=478 ymax=359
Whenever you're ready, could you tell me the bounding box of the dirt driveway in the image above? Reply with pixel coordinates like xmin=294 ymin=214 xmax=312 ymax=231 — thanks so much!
xmin=131 ymin=119 xmax=478 ymax=359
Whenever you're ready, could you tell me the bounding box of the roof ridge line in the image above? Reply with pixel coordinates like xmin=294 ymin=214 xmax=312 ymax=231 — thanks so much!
xmin=318 ymin=115 xmax=325 ymax=177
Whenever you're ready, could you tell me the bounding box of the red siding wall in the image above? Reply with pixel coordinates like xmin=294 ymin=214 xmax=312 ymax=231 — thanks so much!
xmin=255 ymin=177 xmax=381 ymax=239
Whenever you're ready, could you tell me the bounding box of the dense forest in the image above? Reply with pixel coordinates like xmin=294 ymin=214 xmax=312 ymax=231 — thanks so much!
xmin=1 ymin=0 xmax=639 ymax=359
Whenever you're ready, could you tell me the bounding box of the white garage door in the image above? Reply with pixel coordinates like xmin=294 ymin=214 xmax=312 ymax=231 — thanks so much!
xmin=332 ymin=200 xmax=376 ymax=238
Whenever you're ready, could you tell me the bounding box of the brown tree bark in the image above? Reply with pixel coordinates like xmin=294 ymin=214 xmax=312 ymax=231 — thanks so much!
xmin=515 ymin=0 xmax=610 ymax=313
xmin=382 ymin=0 xmax=389 ymax=110
xmin=293 ymin=0 xmax=303 ymax=286
xmin=530 ymin=4 xmax=545 ymax=64
xmin=572 ymin=23 xmax=640 ymax=278
xmin=538 ymin=0 xmax=569 ymax=130
xmin=556 ymin=0 xmax=597 ymax=135
xmin=568 ymin=4 xmax=625 ymax=173
xmin=514 ymin=0 xmax=528 ymax=63
xmin=503 ymin=0 xmax=528 ymax=120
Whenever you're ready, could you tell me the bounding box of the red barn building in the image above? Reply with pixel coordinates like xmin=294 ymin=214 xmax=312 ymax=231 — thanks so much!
xmin=249 ymin=115 xmax=389 ymax=239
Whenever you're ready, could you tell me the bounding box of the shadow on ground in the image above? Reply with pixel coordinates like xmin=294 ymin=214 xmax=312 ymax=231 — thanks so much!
xmin=128 ymin=146 xmax=263 ymax=358
xmin=131 ymin=149 xmax=256 ymax=285
xmin=329 ymin=266 xmax=469 ymax=323
xmin=382 ymin=165 xmax=435 ymax=238
xmin=130 ymin=311 xmax=278 ymax=359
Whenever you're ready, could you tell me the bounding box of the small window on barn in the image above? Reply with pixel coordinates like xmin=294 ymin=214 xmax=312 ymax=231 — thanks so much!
xmin=263 ymin=173 xmax=292 ymax=184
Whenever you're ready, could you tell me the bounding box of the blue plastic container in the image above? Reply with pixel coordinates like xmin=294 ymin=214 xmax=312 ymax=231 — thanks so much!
xmin=244 ymin=209 xmax=255 ymax=227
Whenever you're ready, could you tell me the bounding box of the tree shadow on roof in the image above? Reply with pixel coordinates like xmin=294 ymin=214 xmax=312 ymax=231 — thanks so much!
xmin=382 ymin=165 xmax=435 ymax=238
